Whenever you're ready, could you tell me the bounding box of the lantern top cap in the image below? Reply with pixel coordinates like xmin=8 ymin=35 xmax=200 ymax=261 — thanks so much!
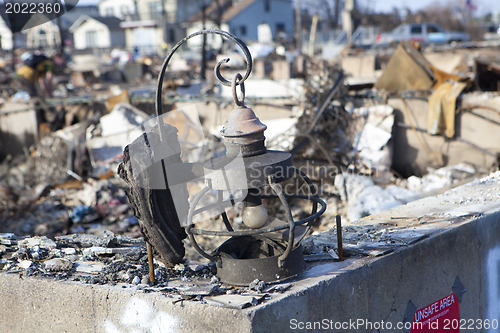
xmin=221 ymin=105 xmax=267 ymax=138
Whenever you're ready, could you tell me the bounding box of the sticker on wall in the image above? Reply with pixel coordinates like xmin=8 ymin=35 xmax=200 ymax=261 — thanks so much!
xmin=402 ymin=276 xmax=466 ymax=333
xmin=411 ymin=293 xmax=460 ymax=333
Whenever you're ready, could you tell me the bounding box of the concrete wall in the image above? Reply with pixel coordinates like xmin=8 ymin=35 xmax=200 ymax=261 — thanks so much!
xmin=251 ymin=211 xmax=500 ymax=332
xmin=248 ymin=174 xmax=500 ymax=332
xmin=0 ymin=275 xmax=254 ymax=332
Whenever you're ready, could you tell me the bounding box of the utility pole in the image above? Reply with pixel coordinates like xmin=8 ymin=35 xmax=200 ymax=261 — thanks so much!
xmin=57 ymin=15 xmax=64 ymax=54
xmin=308 ymin=14 xmax=318 ymax=57
xmin=342 ymin=0 xmax=354 ymax=43
xmin=295 ymin=0 xmax=302 ymax=52
xmin=201 ymin=3 xmax=207 ymax=80
xmin=161 ymin=0 xmax=167 ymax=46
xmin=11 ymin=33 xmax=16 ymax=72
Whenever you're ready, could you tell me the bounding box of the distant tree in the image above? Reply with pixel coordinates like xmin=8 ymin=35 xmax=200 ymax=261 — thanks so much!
xmin=303 ymin=0 xmax=341 ymax=29
xmin=481 ymin=12 xmax=493 ymax=24
xmin=358 ymin=8 xmax=402 ymax=32
xmin=400 ymin=3 xmax=464 ymax=30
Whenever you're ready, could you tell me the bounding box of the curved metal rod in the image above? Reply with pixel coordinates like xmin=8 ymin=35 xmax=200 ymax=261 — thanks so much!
xmin=189 ymin=194 xmax=326 ymax=236
xmin=221 ymin=211 xmax=234 ymax=232
xmin=187 ymin=228 xmax=216 ymax=261
xmin=293 ymin=168 xmax=318 ymax=244
xmin=295 ymin=168 xmax=318 ymax=215
xmin=156 ymin=29 xmax=253 ymax=117
xmin=218 ymin=190 xmax=234 ymax=232
xmin=185 ymin=185 xmax=217 ymax=261
xmin=267 ymin=175 xmax=295 ymax=267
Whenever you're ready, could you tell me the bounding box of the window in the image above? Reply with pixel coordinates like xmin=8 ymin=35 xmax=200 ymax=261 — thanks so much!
xmin=168 ymin=28 xmax=175 ymax=43
xmin=86 ymin=31 xmax=97 ymax=48
xmin=410 ymin=25 xmax=422 ymax=34
xmin=427 ymin=25 xmax=443 ymax=33
xmin=148 ymin=1 xmax=162 ymax=22
xmin=38 ymin=29 xmax=47 ymax=47
xmin=240 ymin=26 xmax=247 ymax=36
xmin=120 ymin=5 xmax=129 ymax=16
xmin=264 ymin=0 xmax=270 ymax=12
xmin=392 ymin=25 xmax=405 ymax=34
xmin=276 ymin=23 xmax=285 ymax=32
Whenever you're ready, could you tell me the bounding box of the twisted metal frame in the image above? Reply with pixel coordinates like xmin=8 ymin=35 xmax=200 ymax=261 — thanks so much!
xmin=185 ymin=168 xmax=327 ymax=263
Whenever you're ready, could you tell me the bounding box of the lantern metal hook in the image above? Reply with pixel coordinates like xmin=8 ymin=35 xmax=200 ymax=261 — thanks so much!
xmin=232 ymin=73 xmax=245 ymax=106
xmin=155 ymin=29 xmax=253 ymax=117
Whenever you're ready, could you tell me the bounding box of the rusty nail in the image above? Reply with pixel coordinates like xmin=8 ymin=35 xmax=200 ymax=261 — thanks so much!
xmin=336 ymin=215 xmax=343 ymax=261
xmin=147 ymin=242 xmax=155 ymax=284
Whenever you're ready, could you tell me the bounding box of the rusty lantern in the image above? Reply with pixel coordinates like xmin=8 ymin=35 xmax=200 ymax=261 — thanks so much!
xmin=155 ymin=30 xmax=326 ymax=286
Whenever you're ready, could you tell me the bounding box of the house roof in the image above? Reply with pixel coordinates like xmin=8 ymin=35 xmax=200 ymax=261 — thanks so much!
xmin=61 ymin=6 xmax=100 ymax=29
xmin=120 ymin=20 xmax=157 ymax=29
xmin=90 ymin=16 xmax=123 ymax=29
xmin=69 ymin=15 xmax=122 ymax=32
xmin=221 ymin=0 xmax=255 ymax=21
xmin=187 ymin=0 xmax=255 ymax=24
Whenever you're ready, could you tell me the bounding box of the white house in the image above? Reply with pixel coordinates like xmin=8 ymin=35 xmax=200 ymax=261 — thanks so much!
xmin=70 ymin=15 xmax=125 ymax=50
xmin=99 ymin=0 xmax=202 ymax=51
xmin=0 ymin=4 xmax=27 ymax=50
xmin=121 ymin=20 xmax=163 ymax=54
xmin=0 ymin=13 xmax=13 ymax=50
xmin=98 ymin=0 xmax=136 ymax=20
xmin=25 ymin=19 xmax=61 ymax=49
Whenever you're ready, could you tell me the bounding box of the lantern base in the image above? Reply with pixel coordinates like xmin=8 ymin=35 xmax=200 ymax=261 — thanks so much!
xmin=214 ymin=236 xmax=304 ymax=286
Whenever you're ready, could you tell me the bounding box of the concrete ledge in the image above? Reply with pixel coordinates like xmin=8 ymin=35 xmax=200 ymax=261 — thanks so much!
xmin=1 ymin=172 xmax=499 ymax=332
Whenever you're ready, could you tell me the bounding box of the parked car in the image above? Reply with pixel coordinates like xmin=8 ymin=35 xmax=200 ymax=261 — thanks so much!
xmin=376 ymin=23 xmax=470 ymax=46
xmin=483 ymin=24 xmax=500 ymax=40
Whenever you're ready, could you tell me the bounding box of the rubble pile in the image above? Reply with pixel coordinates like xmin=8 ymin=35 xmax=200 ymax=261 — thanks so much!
xmin=0 ymin=232 xmax=213 ymax=288
xmin=0 ymin=24 xmax=499 ymax=309
xmin=303 ymin=224 xmax=428 ymax=260
xmin=0 ymin=172 xmax=140 ymax=238
xmin=293 ymin=62 xmax=353 ymax=167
